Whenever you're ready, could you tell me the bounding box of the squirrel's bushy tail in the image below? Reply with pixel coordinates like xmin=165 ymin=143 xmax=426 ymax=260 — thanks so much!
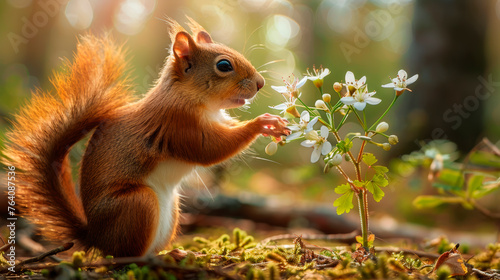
xmin=2 ymin=35 xmax=133 ymax=243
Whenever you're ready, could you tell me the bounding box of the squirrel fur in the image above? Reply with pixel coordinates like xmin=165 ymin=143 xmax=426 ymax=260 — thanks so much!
xmin=2 ymin=18 xmax=290 ymax=257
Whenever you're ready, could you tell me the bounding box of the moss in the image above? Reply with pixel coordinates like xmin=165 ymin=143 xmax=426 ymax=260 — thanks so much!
xmin=266 ymin=263 xmax=281 ymax=280
xmin=435 ymin=265 xmax=451 ymax=280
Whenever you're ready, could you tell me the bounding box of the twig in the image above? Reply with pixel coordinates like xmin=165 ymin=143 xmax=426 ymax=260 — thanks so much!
xmin=0 ymin=243 xmax=11 ymax=253
xmin=472 ymin=268 xmax=500 ymax=279
xmin=375 ymin=246 xmax=441 ymax=260
xmin=0 ymin=242 xmax=74 ymax=273
xmin=18 ymin=254 xmax=239 ymax=280
xmin=259 ymin=231 xmax=358 ymax=245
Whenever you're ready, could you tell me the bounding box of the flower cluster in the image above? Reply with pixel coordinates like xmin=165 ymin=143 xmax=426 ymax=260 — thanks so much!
xmin=266 ymin=67 xmax=417 ymax=164
xmin=264 ymin=66 xmax=418 ymax=249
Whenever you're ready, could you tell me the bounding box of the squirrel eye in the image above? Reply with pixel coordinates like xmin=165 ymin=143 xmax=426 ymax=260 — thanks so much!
xmin=216 ymin=59 xmax=233 ymax=72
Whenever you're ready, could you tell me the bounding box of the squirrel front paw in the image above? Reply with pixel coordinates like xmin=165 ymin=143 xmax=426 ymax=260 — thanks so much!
xmin=254 ymin=113 xmax=291 ymax=139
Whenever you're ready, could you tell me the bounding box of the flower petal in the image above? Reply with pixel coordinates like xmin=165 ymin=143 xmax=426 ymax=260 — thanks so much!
xmin=365 ymin=97 xmax=382 ymax=105
xmin=270 ymin=103 xmax=287 ymax=110
xmin=394 ymin=87 xmax=405 ymax=91
xmin=296 ymin=76 xmax=308 ymax=88
xmin=322 ymin=142 xmax=332 ymax=155
xmin=321 ymin=68 xmax=331 ymax=78
xmin=288 ymin=124 xmax=300 ymax=131
xmin=271 ymin=85 xmax=287 ymax=93
xmin=398 ymin=69 xmax=407 ymax=80
xmin=406 ymin=74 xmax=419 ymax=85
xmin=320 ymin=126 xmax=329 ymax=138
xmin=301 ymin=140 xmax=316 ymax=148
xmin=353 ymin=102 xmax=367 ymax=111
xmin=358 ymin=76 xmax=366 ymax=86
xmin=307 ymin=117 xmax=319 ymax=131
xmin=286 ymin=132 xmax=302 ymax=141
xmin=345 ymin=71 xmax=354 ymax=83
xmin=311 ymin=148 xmax=321 ymax=163
xmin=340 ymin=96 xmax=355 ymax=105
xmin=381 ymin=83 xmax=395 ymax=88
xmin=301 ymin=110 xmax=310 ymax=122
xmin=365 ymin=91 xmax=377 ymax=97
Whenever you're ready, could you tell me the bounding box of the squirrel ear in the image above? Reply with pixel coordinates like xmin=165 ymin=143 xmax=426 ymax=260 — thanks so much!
xmin=173 ymin=31 xmax=196 ymax=59
xmin=196 ymin=31 xmax=213 ymax=44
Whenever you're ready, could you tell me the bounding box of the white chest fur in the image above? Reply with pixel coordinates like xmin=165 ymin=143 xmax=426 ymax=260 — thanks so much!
xmin=144 ymin=160 xmax=194 ymax=254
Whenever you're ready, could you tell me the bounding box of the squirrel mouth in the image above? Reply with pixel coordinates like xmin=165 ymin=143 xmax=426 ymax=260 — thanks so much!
xmin=231 ymin=93 xmax=255 ymax=106
xmin=232 ymin=98 xmax=247 ymax=106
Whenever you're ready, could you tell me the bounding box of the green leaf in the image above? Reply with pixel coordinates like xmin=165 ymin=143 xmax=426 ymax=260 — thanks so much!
xmin=362 ymin=153 xmax=377 ymax=166
xmin=333 ymin=185 xmax=355 ymax=215
xmin=438 ymin=169 xmax=464 ymax=189
xmin=432 ymin=183 xmax=463 ymax=193
xmin=371 ymin=165 xmax=389 ymax=175
xmin=355 ymin=235 xmax=363 ymax=244
xmin=372 ymin=173 xmax=388 ymax=187
xmin=413 ymin=195 xmax=464 ymax=209
xmin=334 ymin=183 xmax=351 ymax=194
xmin=353 ymin=180 xmax=365 ymax=188
xmin=467 ymin=174 xmax=484 ymax=199
xmin=365 ymin=173 xmax=388 ymax=202
xmin=470 ymin=150 xmax=500 ymax=168
xmin=336 ymin=139 xmax=353 ymax=154
xmin=472 ymin=178 xmax=500 ymax=199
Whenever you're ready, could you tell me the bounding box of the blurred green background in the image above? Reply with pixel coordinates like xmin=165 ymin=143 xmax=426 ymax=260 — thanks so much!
xmin=1 ymin=0 xmax=499 ymax=241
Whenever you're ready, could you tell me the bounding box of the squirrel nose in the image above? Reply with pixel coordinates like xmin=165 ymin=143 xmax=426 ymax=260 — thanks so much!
xmin=255 ymin=73 xmax=265 ymax=91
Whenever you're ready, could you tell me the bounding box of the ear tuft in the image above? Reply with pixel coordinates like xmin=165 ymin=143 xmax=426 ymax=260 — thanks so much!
xmin=186 ymin=16 xmax=213 ymax=44
xmin=165 ymin=17 xmax=186 ymax=43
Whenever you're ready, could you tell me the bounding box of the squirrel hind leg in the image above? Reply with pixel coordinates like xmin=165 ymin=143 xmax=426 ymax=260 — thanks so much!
xmin=85 ymin=184 xmax=161 ymax=257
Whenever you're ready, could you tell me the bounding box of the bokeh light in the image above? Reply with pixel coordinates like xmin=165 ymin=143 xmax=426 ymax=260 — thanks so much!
xmin=265 ymin=15 xmax=300 ymax=50
xmin=113 ymin=0 xmax=157 ymax=35
xmin=65 ymin=0 xmax=94 ymax=30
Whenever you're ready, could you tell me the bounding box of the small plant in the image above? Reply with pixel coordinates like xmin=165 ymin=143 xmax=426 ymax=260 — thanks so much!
xmin=403 ymin=138 xmax=500 ymax=236
xmin=265 ymin=67 xmax=418 ymax=248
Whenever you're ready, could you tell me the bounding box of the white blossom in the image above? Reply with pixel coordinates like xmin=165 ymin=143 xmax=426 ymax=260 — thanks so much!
xmin=382 ymin=69 xmax=418 ymax=96
xmin=301 ymin=126 xmax=332 ymax=163
xmin=340 ymin=87 xmax=381 ymax=111
xmin=287 ymin=111 xmax=319 ymax=141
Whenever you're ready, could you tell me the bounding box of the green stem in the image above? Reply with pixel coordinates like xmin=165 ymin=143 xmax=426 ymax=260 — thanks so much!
xmin=368 ymin=95 xmax=399 ymax=131
xmin=363 ymin=111 xmax=367 ymax=131
xmin=297 ymin=98 xmax=317 ymax=117
xmin=351 ymin=106 xmax=365 ymax=130
xmin=336 ymin=112 xmax=349 ymax=131
xmin=357 ymin=190 xmax=369 ymax=248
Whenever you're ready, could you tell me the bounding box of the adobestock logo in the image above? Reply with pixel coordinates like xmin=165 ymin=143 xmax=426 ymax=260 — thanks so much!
xmin=414 ymin=74 xmax=499 ymax=147
xmin=8 ymin=0 xmax=66 ymax=54
xmin=340 ymin=3 xmax=404 ymax=63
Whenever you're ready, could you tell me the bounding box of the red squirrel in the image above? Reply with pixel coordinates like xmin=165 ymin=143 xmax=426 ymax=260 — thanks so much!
xmin=2 ymin=18 xmax=290 ymax=257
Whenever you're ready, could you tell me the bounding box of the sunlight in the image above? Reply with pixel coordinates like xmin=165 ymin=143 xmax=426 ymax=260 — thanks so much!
xmin=65 ymin=0 xmax=94 ymax=30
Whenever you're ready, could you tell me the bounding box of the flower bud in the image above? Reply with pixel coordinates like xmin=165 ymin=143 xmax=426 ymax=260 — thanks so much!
xmin=333 ymin=82 xmax=342 ymax=93
xmin=430 ymin=154 xmax=443 ymax=172
xmin=388 ymin=135 xmax=399 ymax=145
xmin=357 ymin=136 xmax=372 ymax=141
xmin=322 ymin=93 xmax=331 ymax=103
xmin=285 ymin=105 xmax=301 ymax=118
xmin=376 ymin=122 xmax=389 ymax=133
xmin=315 ymin=100 xmax=328 ymax=111
xmin=382 ymin=143 xmax=391 ymax=151
xmin=328 ymin=154 xmax=343 ymax=167
xmin=313 ymin=79 xmax=324 ymax=89
xmin=265 ymin=142 xmax=278 ymax=155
